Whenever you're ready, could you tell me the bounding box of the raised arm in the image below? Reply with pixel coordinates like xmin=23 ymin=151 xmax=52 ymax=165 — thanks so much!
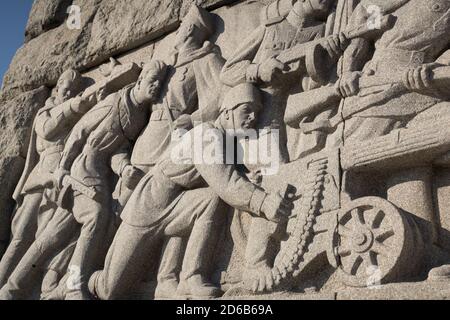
xmin=34 ymin=97 xmax=85 ymax=140
xmin=220 ymin=26 xmax=266 ymax=87
xmin=59 ymin=103 xmax=111 ymax=172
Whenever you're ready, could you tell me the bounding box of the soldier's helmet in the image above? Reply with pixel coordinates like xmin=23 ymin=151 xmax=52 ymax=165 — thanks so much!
xmin=58 ymin=68 xmax=83 ymax=91
xmin=220 ymin=83 xmax=263 ymax=114
xmin=140 ymin=60 xmax=168 ymax=83
xmin=183 ymin=5 xmax=215 ymax=38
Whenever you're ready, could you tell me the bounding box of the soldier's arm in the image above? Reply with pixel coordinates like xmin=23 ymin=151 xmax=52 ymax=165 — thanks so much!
xmin=220 ymin=26 xmax=266 ymax=87
xmin=110 ymin=142 xmax=132 ymax=177
xmin=59 ymin=104 xmax=110 ymax=171
xmin=196 ymin=160 xmax=268 ymax=217
xmin=192 ymin=52 xmax=226 ymax=124
xmin=189 ymin=126 xmax=267 ymax=216
xmin=436 ymin=49 xmax=450 ymax=66
xmin=341 ymin=4 xmax=372 ymax=73
xmin=34 ymin=97 xmax=85 ymax=140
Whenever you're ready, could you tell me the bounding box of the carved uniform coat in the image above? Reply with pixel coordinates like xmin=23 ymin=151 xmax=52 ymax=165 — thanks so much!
xmin=59 ymin=86 xmax=149 ymax=192
xmin=13 ymin=97 xmax=85 ymax=201
xmin=130 ymin=42 xmax=225 ymax=168
xmin=221 ymin=14 xmax=326 ymax=162
xmin=343 ymin=0 xmax=450 ymax=121
xmin=121 ymin=123 xmax=268 ymax=228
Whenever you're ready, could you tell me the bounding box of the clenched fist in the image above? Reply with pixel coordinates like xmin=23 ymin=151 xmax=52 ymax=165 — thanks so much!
xmin=173 ymin=114 xmax=193 ymax=131
xmin=71 ymin=94 xmax=97 ymax=114
xmin=122 ymin=165 xmax=145 ymax=190
xmin=258 ymin=57 xmax=286 ymax=84
xmin=261 ymin=192 xmax=293 ymax=224
xmin=338 ymin=71 xmax=362 ymax=98
xmin=403 ymin=63 xmax=438 ymax=92
xmin=322 ymin=32 xmax=349 ymax=62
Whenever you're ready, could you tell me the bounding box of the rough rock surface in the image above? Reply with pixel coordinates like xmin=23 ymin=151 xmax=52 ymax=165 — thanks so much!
xmin=25 ymin=0 xmax=73 ymax=42
xmin=0 ymin=86 xmax=49 ymax=244
xmin=0 ymin=0 xmax=239 ymax=103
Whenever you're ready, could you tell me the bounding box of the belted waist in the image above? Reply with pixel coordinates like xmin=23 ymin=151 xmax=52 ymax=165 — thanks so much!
xmin=39 ymin=144 xmax=64 ymax=157
xmin=150 ymin=108 xmax=182 ymax=122
xmin=81 ymin=143 xmax=110 ymax=161
xmin=369 ymin=48 xmax=429 ymax=73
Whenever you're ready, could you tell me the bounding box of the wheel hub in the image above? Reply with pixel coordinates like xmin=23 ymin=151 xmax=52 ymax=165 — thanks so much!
xmin=351 ymin=228 xmax=374 ymax=253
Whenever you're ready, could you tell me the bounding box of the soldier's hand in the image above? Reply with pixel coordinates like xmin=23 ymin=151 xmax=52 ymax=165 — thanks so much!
xmin=258 ymin=57 xmax=286 ymax=83
xmin=403 ymin=64 xmax=436 ymax=92
xmin=72 ymin=95 xmax=95 ymax=114
xmin=322 ymin=32 xmax=349 ymax=62
xmin=96 ymin=87 xmax=109 ymax=102
xmin=338 ymin=71 xmax=361 ymax=98
xmin=122 ymin=165 xmax=145 ymax=189
xmin=261 ymin=192 xmax=293 ymax=224
xmin=173 ymin=114 xmax=193 ymax=131
xmin=54 ymin=168 xmax=69 ymax=191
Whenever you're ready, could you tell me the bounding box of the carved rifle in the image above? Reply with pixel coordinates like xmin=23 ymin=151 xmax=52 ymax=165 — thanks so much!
xmin=57 ymin=175 xmax=98 ymax=209
xmin=285 ymin=65 xmax=450 ymax=132
xmin=276 ymin=14 xmax=396 ymax=83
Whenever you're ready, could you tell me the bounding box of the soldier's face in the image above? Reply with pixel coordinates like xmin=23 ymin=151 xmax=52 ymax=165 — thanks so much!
xmin=135 ymin=76 xmax=161 ymax=104
xmin=232 ymin=103 xmax=258 ymax=130
xmin=56 ymin=78 xmax=75 ymax=102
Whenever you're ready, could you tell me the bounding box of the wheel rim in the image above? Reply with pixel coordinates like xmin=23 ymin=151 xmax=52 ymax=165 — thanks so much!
xmin=336 ymin=197 xmax=408 ymax=287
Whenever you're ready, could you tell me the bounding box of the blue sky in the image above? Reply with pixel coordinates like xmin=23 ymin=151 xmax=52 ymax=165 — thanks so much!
xmin=0 ymin=1 xmax=34 ymax=88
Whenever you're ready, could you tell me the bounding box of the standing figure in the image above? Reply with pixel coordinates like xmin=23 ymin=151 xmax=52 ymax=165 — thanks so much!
xmin=111 ymin=5 xmax=225 ymax=299
xmin=88 ymin=83 xmax=293 ymax=300
xmin=0 ymin=60 xmax=167 ymax=300
xmin=336 ymin=0 xmax=450 ymax=279
xmin=0 ymin=69 xmax=94 ymax=290
xmin=221 ymin=0 xmax=344 ymax=290
xmin=221 ymin=0 xmax=341 ymax=163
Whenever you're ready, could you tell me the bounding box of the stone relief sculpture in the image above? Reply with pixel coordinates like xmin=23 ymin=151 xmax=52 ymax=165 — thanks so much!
xmin=0 ymin=0 xmax=450 ymax=300
xmin=0 ymin=69 xmax=96 ymax=295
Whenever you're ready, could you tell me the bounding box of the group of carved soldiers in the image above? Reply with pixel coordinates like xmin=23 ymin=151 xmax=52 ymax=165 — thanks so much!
xmin=0 ymin=0 xmax=449 ymax=300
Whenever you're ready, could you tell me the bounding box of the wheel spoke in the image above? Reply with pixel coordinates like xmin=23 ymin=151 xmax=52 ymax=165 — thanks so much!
xmin=371 ymin=240 xmax=391 ymax=257
xmin=351 ymin=208 xmax=366 ymax=226
xmin=349 ymin=254 xmax=364 ymax=276
xmin=374 ymin=228 xmax=395 ymax=244
xmin=367 ymin=209 xmax=385 ymax=229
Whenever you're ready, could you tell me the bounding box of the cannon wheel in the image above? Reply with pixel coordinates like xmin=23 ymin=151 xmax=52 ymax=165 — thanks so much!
xmin=334 ymin=197 xmax=422 ymax=287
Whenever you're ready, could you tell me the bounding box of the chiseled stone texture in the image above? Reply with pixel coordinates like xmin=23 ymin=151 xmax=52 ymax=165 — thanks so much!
xmin=0 ymin=86 xmax=50 ymax=244
xmin=25 ymin=0 xmax=73 ymax=42
xmin=0 ymin=0 xmax=240 ymax=103
xmin=0 ymin=0 xmax=261 ymax=263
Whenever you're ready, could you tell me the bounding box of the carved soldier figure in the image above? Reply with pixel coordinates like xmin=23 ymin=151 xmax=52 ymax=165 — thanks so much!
xmin=334 ymin=0 xmax=450 ymax=280
xmin=221 ymin=0 xmax=346 ymax=292
xmin=0 ymin=60 xmax=167 ymax=300
xmin=338 ymin=0 xmax=450 ymax=142
xmin=111 ymin=5 xmax=225 ymax=299
xmin=88 ymin=83 xmax=293 ymax=300
xmin=0 ymin=69 xmax=95 ymax=289
xmin=221 ymin=0 xmax=343 ymax=163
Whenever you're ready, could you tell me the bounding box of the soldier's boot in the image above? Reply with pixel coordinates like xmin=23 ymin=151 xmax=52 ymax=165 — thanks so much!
xmin=155 ymin=237 xmax=185 ymax=300
xmin=87 ymin=270 xmax=101 ymax=299
xmin=176 ymin=274 xmax=222 ymax=299
xmin=176 ymin=193 xmax=226 ymax=299
xmin=0 ymin=241 xmax=49 ymax=300
xmin=155 ymin=279 xmax=179 ymax=300
xmin=428 ymin=265 xmax=450 ymax=281
xmin=0 ymin=286 xmax=14 ymax=300
xmin=40 ymin=270 xmax=68 ymax=300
